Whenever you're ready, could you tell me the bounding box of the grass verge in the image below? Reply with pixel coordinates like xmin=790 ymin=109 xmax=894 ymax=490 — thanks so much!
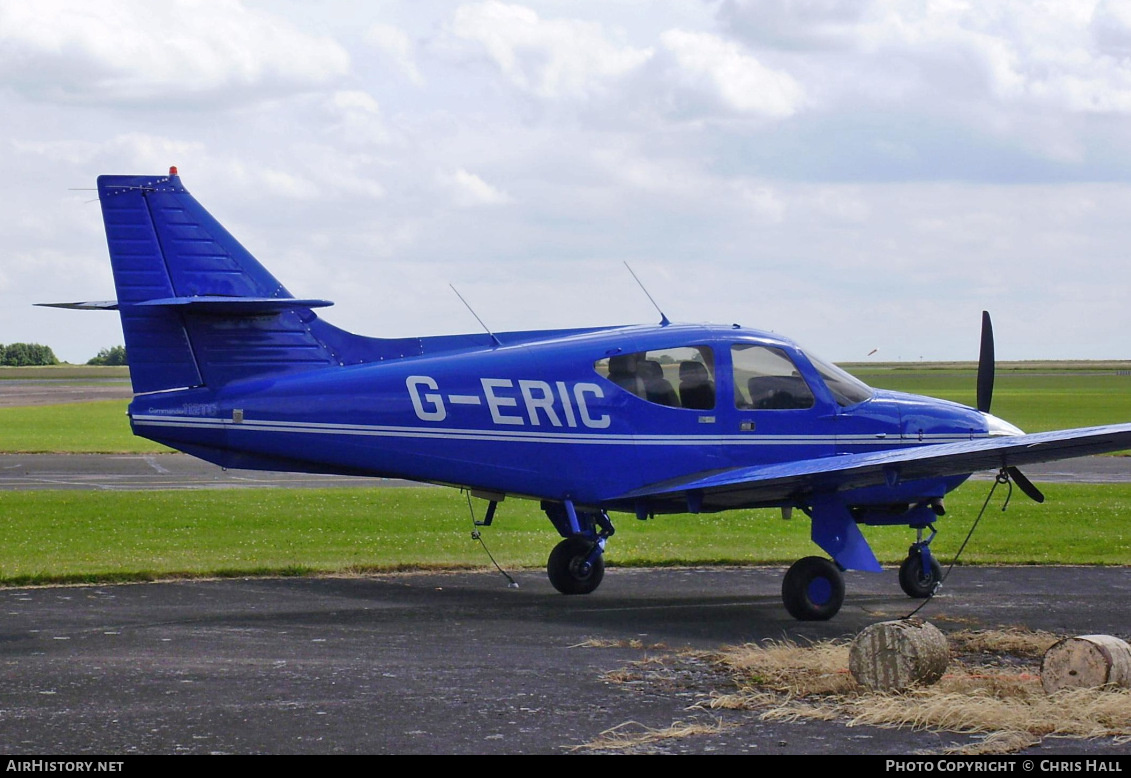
xmin=0 ymin=366 xmax=129 ymax=380
xmin=0 ymin=400 xmax=169 ymax=453
xmin=0 ymin=481 xmax=1127 ymax=584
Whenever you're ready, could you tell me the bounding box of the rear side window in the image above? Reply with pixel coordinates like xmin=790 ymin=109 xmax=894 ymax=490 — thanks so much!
xmin=595 ymin=346 xmax=715 ymax=410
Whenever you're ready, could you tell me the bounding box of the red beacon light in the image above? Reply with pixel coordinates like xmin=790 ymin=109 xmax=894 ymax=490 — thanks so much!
xmin=169 ymin=166 xmax=178 ymax=177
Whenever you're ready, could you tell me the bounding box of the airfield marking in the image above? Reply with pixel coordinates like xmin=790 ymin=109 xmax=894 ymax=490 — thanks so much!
xmin=0 ymin=454 xmax=416 ymax=491
xmin=143 ymin=455 xmax=171 ymax=474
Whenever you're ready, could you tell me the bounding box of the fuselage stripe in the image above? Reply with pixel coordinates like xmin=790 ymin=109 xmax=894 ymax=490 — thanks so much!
xmin=131 ymin=414 xmax=988 ymax=447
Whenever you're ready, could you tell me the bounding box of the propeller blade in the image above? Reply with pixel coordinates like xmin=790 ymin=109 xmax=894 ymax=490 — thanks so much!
xmin=977 ymin=310 xmax=995 ymax=413
xmin=1007 ymin=466 xmax=1045 ymax=503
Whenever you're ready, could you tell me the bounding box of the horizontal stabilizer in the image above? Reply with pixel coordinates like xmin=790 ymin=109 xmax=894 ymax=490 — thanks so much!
xmin=135 ymin=296 xmax=334 ymax=314
xmin=35 ymin=301 xmax=119 ymax=311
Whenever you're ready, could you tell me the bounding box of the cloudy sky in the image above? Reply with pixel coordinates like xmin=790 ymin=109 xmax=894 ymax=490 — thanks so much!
xmin=2 ymin=0 xmax=1130 ymax=364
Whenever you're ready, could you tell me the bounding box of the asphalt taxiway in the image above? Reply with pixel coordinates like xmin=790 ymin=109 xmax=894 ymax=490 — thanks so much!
xmin=2 ymin=452 xmax=1129 ymax=491
xmin=0 ymin=453 xmax=414 ymax=490
xmin=1 ymin=567 xmax=1129 ymax=755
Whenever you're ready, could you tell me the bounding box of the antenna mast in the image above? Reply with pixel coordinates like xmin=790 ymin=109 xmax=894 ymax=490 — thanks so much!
xmin=624 ymin=262 xmax=670 ymax=326
xmin=450 ymin=285 xmax=502 ymax=347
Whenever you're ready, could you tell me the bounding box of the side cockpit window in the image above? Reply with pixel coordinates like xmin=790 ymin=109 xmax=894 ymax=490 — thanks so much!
xmin=732 ymin=344 xmax=815 ymax=410
xmin=595 ymin=346 xmax=716 ymax=410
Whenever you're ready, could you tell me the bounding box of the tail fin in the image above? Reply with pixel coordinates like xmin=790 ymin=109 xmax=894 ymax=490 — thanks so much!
xmin=98 ymin=169 xmax=340 ymax=394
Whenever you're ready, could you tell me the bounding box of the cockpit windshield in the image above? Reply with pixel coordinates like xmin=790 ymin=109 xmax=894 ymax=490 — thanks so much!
xmin=805 ymin=351 xmax=874 ymax=407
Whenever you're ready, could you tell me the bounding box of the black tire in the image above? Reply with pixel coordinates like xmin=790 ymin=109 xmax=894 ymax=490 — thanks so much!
xmin=547 ymin=537 xmax=604 ymax=595
xmin=899 ymin=554 xmax=943 ymax=598
xmin=781 ymin=556 xmax=845 ymax=621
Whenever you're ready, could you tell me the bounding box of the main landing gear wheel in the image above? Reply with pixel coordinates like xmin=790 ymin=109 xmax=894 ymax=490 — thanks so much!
xmin=782 ymin=556 xmax=845 ymax=621
xmin=899 ymin=554 xmax=943 ymax=599
xmin=547 ymin=536 xmax=604 ymax=595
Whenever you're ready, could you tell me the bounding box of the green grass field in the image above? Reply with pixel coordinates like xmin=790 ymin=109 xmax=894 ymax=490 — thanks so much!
xmin=0 ymin=362 xmax=1128 ymax=583
xmin=0 ymin=481 xmax=1126 ymax=584
xmin=848 ymin=366 xmax=1131 ymax=432
xmin=0 ymin=365 xmax=130 ymax=380
xmin=0 ymin=400 xmax=168 ymax=453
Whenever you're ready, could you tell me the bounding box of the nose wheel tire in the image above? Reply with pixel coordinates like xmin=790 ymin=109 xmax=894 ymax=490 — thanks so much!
xmin=547 ymin=537 xmax=604 ymax=595
xmin=899 ymin=554 xmax=943 ymax=599
xmin=782 ymin=556 xmax=845 ymax=621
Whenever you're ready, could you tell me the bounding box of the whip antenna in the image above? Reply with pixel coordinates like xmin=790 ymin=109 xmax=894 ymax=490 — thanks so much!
xmin=623 ymin=262 xmax=670 ymax=326
xmin=450 ymin=284 xmax=502 ymax=347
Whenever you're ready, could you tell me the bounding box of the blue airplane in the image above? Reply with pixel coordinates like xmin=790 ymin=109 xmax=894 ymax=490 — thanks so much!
xmin=46 ymin=168 xmax=1131 ymax=620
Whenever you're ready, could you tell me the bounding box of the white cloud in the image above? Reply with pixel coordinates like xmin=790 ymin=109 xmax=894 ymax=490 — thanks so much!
xmin=323 ymin=90 xmax=390 ymax=146
xmin=714 ymin=1 xmax=1131 ymax=122
xmin=251 ymin=168 xmax=321 ymax=200
xmin=366 ymin=23 xmax=424 ymax=85
xmin=658 ymin=29 xmax=805 ymax=118
xmin=591 ymin=144 xmax=704 ymax=196
xmin=717 ymin=0 xmax=870 ymax=50
xmin=730 ymin=181 xmax=787 ymax=223
xmin=801 ymin=187 xmax=871 ymax=225
xmin=448 ymin=1 xmax=653 ymax=99
xmin=1092 ymin=0 xmax=1131 ymax=57
xmin=439 ymin=168 xmax=513 ymax=208
xmin=287 ymin=144 xmax=387 ymax=200
xmin=12 ymin=132 xmax=206 ymax=172
xmin=853 ymin=1 xmax=1131 ymax=115
xmin=0 ymin=0 xmax=349 ymax=105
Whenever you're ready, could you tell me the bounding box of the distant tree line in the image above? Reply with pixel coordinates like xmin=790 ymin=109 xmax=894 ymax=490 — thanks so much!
xmin=0 ymin=344 xmax=130 ymax=367
xmin=86 ymin=345 xmax=128 ymax=366
xmin=0 ymin=343 xmax=59 ymax=366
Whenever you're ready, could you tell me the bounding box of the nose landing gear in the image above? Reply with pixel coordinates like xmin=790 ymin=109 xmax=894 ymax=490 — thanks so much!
xmin=899 ymin=527 xmax=943 ymax=599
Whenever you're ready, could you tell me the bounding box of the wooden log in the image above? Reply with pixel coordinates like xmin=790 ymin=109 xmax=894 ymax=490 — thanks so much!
xmin=1040 ymin=635 xmax=1131 ymax=694
xmin=849 ymin=618 xmax=949 ymax=691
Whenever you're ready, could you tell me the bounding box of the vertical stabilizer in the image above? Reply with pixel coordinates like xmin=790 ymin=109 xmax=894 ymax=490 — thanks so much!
xmin=98 ymin=170 xmax=337 ymax=393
